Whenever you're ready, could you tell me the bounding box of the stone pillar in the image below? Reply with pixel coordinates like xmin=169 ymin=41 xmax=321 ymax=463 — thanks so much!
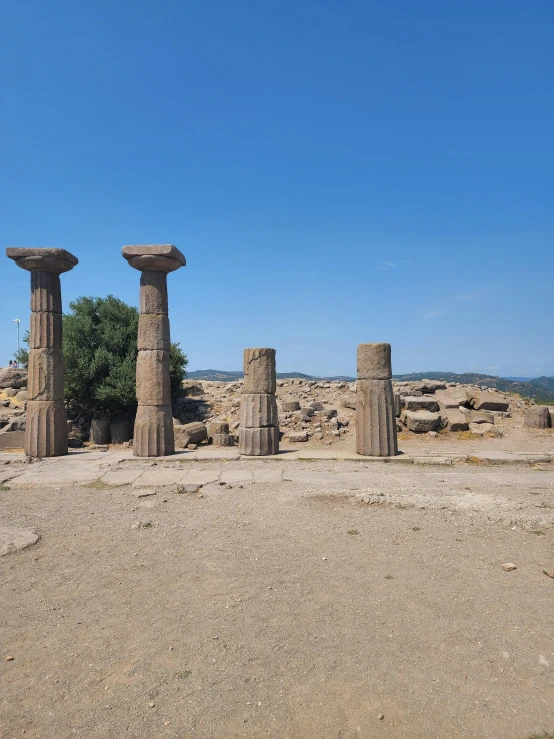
xmin=6 ymin=248 xmax=78 ymax=457
xmin=122 ymin=245 xmax=185 ymax=457
xmin=356 ymin=343 xmax=398 ymax=457
xmin=239 ymin=348 xmax=279 ymax=455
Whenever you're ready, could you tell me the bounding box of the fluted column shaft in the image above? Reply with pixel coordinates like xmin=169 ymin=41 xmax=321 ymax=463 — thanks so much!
xmin=6 ymin=248 xmax=78 ymax=457
xmin=356 ymin=342 xmax=398 ymax=457
xmin=239 ymin=348 xmax=279 ymax=455
xmin=121 ymin=245 xmax=186 ymax=457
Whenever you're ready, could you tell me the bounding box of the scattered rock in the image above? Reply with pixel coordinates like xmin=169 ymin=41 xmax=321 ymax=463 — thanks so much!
xmin=402 ymin=396 xmax=439 ymax=413
xmin=524 ymin=406 xmax=551 ymax=429
xmin=502 ymin=563 xmax=517 ymax=572
xmin=468 ymin=391 xmax=509 ymax=412
xmin=288 ymin=431 xmax=309 ymax=442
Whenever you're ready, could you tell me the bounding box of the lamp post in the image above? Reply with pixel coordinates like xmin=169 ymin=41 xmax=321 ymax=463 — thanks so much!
xmin=13 ymin=318 xmax=20 ymax=359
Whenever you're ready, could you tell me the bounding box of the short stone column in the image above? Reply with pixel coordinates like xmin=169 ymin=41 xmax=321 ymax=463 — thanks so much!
xmin=239 ymin=348 xmax=279 ymax=455
xmin=122 ymin=245 xmax=185 ymax=457
xmin=356 ymin=343 xmax=398 ymax=457
xmin=6 ymin=248 xmax=78 ymax=457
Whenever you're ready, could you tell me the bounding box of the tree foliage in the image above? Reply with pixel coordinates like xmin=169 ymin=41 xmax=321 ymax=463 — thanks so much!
xmin=63 ymin=295 xmax=187 ymax=418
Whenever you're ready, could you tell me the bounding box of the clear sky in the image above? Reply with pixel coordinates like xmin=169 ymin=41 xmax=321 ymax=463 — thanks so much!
xmin=2 ymin=0 xmax=553 ymax=378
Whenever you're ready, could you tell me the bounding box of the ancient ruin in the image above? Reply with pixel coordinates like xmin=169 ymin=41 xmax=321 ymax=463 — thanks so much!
xmin=239 ymin=348 xmax=279 ymax=455
xmin=122 ymin=244 xmax=186 ymax=456
xmin=356 ymin=342 xmax=398 ymax=457
xmin=6 ymin=247 xmax=78 ymax=457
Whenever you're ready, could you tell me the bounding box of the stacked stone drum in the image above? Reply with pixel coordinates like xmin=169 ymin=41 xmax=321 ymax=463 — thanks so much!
xmin=6 ymin=247 xmax=78 ymax=457
xmin=122 ymin=244 xmax=186 ymax=457
xmin=239 ymin=348 xmax=279 ymax=455
xmin=356 ymin=342 xmax=398 ymax=457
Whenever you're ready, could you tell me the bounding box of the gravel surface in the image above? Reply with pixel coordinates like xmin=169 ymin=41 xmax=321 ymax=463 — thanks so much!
xmin=1 ymin=462 xmax=553 ymax=738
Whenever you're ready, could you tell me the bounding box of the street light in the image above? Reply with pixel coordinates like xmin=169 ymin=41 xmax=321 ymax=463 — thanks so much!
xmin=13 ymin=319 xmax=20 ymax=359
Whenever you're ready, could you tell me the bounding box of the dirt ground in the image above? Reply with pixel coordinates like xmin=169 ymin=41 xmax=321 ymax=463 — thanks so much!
xmin=1 ymin=461 xmax=553 ymax=739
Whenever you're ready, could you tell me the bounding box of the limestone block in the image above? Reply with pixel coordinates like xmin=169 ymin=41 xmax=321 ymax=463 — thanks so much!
xmin=240 ymin=393 xmax=278 ymax=428
xmin=442 ymin=408 xmax=469 ymax=432
xmin=174 ymin=421 xmax=207 ymax=448
xmin=139 ymin=271 xmax=168 ymax=315
xmin=90 ymin=418 xmax=109 ymax=445
xmin=208 ymin=421 xmax=229 ymax=436
xmin=357 ymin=343 xmax=392 ymax=380
xmin=524 ymin=406 xmax=551 ymax=429
xmin=25 ymin=400 xmax=68 ymax=457
xmin=30 ymin=271 xmax=62 ymax=313
xmin=288 ymin=430 xmax=309 ymax=442
xmin=340 ymin=395 xmax=356 ymax=410
xmin=434 ymin=391 xmax=461 ymax=409
xmin=136 ymin=350 xmax=171 ymax=406
xmin=356 ymin=379 xmax=398 ymax=456
xmin=468 ymin=392 xmax=509 ymax=412
xmin=27 ymin=348 xmax=64 ymax=401
xmin=137 ymin=314 xmax=170 ymax=351
xmin=281 ymin=399 xmax=301 ymax=412
xmin=29 ymin=311 xmax=62 ymax=349
xmin=0 ymin=368 xmax=27 ymax=389
xmin=243 ymin=348 xmax=276 ymax=394
xmin=239 ymin=426 xmax=279 ymax=456
xmin=0 ymin=431 xmax=25 ymax=450
xmin=133 ymin=405 xmax=175 ymax=456
xmin=401 ymin=396 xmax=439 ymax=413
xmin=212 ymin=433 xmax=235 ymax=447
xmin=110 ymin=421 xmax=131 ymax=444
xmin=467 ymin=410 xmax=494 ymax=424
xmin=469 ymin=422 xmax=503 ymax=437
xmin=401 ymin=410 xmax=441 ymax=433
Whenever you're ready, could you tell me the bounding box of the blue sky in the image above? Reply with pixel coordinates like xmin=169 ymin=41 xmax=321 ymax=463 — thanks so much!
xmin=2 ymin=0 xmax=553 ymax=377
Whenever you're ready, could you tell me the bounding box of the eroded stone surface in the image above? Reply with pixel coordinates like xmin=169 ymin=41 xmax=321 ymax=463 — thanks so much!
xmin=356 ymin=379 xmax=398 ymax=456
xmin=0 ymin=526 xmax=40 ymax=556
xmin=357 ymin=343 xmax=392 ymax=380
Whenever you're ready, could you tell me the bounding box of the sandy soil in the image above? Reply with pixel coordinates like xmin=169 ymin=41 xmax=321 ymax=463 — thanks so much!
xmin=1 ymin=461 xmax=553 ymax=739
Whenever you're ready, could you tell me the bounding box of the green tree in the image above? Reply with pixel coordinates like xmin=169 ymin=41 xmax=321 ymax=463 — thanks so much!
xmin=14 ymin=330 xmax=29 ymax=368
xmin=63 ymin=295 xmax=187 ymax=419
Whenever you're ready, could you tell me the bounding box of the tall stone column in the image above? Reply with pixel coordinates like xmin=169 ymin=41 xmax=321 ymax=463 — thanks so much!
xmin=356 ymin=343 xmax=398 ymax=457
xmin=122 ymin=245 xmax=186 ymax=457
xmin=239 ymin=348 xmax=279 ymax=455
xmin=6 ymin=248 xmax=78 ymax=457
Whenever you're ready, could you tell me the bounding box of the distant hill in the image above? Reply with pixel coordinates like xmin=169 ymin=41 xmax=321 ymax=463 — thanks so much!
xmin=187 ymin=369 xmax=355 ymax=382
xmin=187 ymin=369 xmax=554 ymax=403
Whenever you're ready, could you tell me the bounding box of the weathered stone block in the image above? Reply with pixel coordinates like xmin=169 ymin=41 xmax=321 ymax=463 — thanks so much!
xmin=243 ymin=348 xmax=276 ymax=394
xmin=122 ymin=244 xmax=186 ymax=273
xmin=281 ymin=399 xmax=301 ymax=412
xmin=340 ymin=395 xmax=356 ymax=410
xmin=356 ymin=379 xmax=398 ymax=456
xmin=523 ymin=406 xmax=551 ymax=429
xmin=288 ymin=430 xmax=308 ymax=442
xmin=110 ymin=420 xmax=131 ymax=444
xmin=137 ymin=314 xmax=170 ymax=351
xmin=25 ymin=400 xmax=68 ymax=457
xmin=401 ymin=410 xmax=441 ymax=433
xmin=90 ymin=418 xmax=109 ymax=445
xmin=133 ymin=405 xmax=175 ymax=456
xmin=442 ymin=408 xmax=469 ymax=432
xmin=27 ymin=348 xmax=64 ymax=401
xmin=357 ymin=343 xmax=392 ymax=380
xmin=212 ymin=433 xmax=235 ymax=447
xmin=468 ymin=392 xmax=509 ymax=412
xmin=467 ymin=410 xmax=494 ymax=424
xmin=0 ymin=431 xmax=25 ymax=450
xmin=30 ymin=271 xmax=62 ymax=313
xmin=29 ymin=311 xmax=62 ymax=349
xmin=136 ymin=350 xmax=171 ymax=405
xmin=240 ymin=393 xmax=278 ymax=428
xmin=394 ymin=393 xmax=401 ymax=417
xmin=139 ymin=271 xmax=168 ymax=315
xmin=401 ymin=396 xmax=439 ymax=413
xmin=469 ymin=422 xmax=503 ymax=437
xmin=174 ymin=421 xmax=207 ymax=448
xmin=208 ymin=421 xmax=229 ymax=436
xmin=239 ymin=426 xmax=279 ymax=456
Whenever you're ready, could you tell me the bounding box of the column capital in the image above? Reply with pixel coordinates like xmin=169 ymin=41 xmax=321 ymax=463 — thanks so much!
xmin=122 ymin=244 xmax=186 ymax=273
xmin=6 ymin=247 xmax=78 ymax=274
